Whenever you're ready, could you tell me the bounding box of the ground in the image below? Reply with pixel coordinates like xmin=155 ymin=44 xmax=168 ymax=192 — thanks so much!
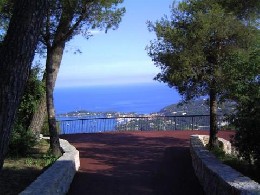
xmin=61 ymin=130 xmax=233 ymax=195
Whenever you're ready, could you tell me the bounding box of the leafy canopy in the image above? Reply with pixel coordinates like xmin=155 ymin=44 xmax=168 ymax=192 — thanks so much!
xmin=147 ymin=0 xmax=258 ymax=101
xmin=39 ymin=0 xmax=125 ymax=51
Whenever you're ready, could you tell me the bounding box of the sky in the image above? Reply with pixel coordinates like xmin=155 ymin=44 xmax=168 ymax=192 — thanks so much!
xmin=55 ymin=0 xmax=175 ymax=88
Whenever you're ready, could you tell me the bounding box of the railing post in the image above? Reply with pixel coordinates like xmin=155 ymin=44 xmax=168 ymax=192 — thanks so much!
xmin=192 ymin=116 xmax=194 ymax=130
xmin=81 ymin=119 xmax=84 ymax=132
xmin=174 ymin=116 xmax=177 ymax=130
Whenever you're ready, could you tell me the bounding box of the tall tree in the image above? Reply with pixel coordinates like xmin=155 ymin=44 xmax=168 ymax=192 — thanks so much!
xmin=0 ymin=0 xmax=47 ymax=170
xmin=35 ymin=0 xmax=125 ymax=156
xmin=224 ymin=28 xmax=260 ymax=171
xmin=147 ymin=0 xmax=257 ymax=148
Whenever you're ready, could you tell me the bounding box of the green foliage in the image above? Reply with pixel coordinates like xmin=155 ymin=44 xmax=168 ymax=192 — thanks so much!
xmin=9 ymin=66 xmax=45 ymax=156
xmin=231 ymin=83 xmax=260 ymax=171
xmin=217 ymin=0 xmax=260 ymax=20
xmin=9 ymin=124 xmax=37 ymax=156
xmin=16 ymin=66 xmax=45 ymax=128
xmin=224 ymin=29 xmax=260 ymax=173
xmin=210 ymin=138 xmax=260 ymax=183
xmin=224 ymin=157 xmax=260 ymax=183
xmin=37 ymin=0 xmax=125 ymax=54
xmin=41 ymin=152 xmax=59 ymax=167
xmin=147 ymin=0 xmax=259 ymax=148
xmin=147 ymin=0 xmax=257 ymax=101
xmin=25 ymin=151 xmax=58 ymax=168
xmin=221 ymin=33 xmax=260 ymax=102
xmin=208 ymin=144 xmax=226 ymax=159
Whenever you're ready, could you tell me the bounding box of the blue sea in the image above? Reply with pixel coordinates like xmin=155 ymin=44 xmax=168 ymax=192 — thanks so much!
xmin=54 ymin=83 xmax=181 ymax=115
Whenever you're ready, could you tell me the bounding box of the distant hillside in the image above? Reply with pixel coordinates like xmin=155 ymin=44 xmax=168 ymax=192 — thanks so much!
xmin=158 ymin=99 xmax=236 ymax=116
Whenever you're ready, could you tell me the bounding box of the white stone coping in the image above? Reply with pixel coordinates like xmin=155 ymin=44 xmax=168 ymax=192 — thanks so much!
xmin=190 ymin=135 xmax=260 ymax=195
xmin=20 ymin=139 xmax=80 ymax=195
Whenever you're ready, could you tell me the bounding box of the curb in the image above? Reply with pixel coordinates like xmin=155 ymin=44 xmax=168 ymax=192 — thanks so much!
xmin=190 ymin=135 xmax=260 ymax=195
xmin=20 ymin=139 xmax=80 ymax=195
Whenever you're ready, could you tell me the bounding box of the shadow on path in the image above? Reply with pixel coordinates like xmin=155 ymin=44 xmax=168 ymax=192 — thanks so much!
xmin=61 ymin=130 xmax=233 ymax=195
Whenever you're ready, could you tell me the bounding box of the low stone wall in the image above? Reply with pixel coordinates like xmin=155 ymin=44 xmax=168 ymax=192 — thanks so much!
xmin=20 ymin=139 xmax=80 ymax=195
xmin=190 ymin=135 xmax=260 ymax=195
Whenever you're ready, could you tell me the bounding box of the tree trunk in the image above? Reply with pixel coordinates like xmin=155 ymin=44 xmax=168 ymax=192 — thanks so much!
xmin=29 ymin=94 xmax=47 ymax=137
xmin=29 ymin=74 xmax=47 ymax=138
xmin=45 ymin=3 xmax=77 ymax=156
xmin=45 ymin=42 xmax=66 ymax=156
xmin=209 ymin=81 xmax=218 ymax=149
xmin=0 ymin=0 xmax=47 ymax=170
xmin=30 ymin=41 xmax=65 ymax=156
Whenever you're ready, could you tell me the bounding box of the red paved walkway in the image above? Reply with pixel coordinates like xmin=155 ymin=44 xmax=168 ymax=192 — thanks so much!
xmin=61 ymin=130 xmax=233 ymax=195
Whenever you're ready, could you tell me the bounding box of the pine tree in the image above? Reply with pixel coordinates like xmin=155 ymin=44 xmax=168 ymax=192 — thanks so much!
xmin=147 ymin=0 xmax=258 ymax=148
xmin=0 ymin=0 xmax=47 ymax=171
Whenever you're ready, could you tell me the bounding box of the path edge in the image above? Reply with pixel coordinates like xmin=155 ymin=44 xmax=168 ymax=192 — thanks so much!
xmin=190 ymin=134 xmax=260 ymax=195
xmin=20 ymin=138 xmax=80 ymax=195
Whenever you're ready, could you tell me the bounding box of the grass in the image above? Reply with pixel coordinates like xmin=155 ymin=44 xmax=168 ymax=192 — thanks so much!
xmin=0 ymin=139 xmax=58 ymax=195
xmin=210 ymin=145 xmax=260 ymax=184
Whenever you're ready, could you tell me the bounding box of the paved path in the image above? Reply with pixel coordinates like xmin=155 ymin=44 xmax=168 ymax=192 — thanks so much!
xmin=61 ymin=130 xmax=233 ymax=195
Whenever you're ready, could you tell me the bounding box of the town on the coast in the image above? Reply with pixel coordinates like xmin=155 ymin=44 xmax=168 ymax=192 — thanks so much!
xmin=57 ymin=100 xmax=235 ymax=133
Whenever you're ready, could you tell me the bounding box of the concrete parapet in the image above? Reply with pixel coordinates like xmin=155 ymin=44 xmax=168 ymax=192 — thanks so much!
xmin=20 ymin=139 xmax=80 ymax=195
xmin=190 ymin=135 xmax=260 ymax=195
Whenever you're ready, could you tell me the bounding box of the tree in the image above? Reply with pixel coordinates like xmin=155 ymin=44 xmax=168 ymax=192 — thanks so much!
xmin=9 ymin=66 xmax=45 ymax=156
xmin=227 ymin=33 xmax=260 ymax=172
xmin=35 ymin=0 xmax=125 ymax=156
xmin=0 ymin=0 xmax=47 ymax=171
xmin=147 ymin=0 xmax=257 ymax=148
xmin=15 ymin=66 xmax=45 ymax=130
xmin=231 ymin=80 xmax=260 ymax=173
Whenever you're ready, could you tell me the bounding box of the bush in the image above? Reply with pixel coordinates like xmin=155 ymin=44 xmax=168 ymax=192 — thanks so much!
xmin=9 ymin=124 xmax=37 ymax=156
xmin=8 ymin=66 xmax=44 ymax=156
xmin=231 ymin=92 xmax=260 ymax=172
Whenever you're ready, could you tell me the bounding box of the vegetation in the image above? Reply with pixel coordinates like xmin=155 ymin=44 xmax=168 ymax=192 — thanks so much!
xmin=0 ymin=139 xmax=58 ymax=194
xmin=9 ymin=66 xmax=45 ymax=156
xmin=222 ymin=2 xmax=260 ymax=175
xmin=0 ymin=0 xmax=258 ymax=190
xmin=0 ymin=0 xmax=126 ymax=157
xmin=30 ymin=0 xmax=126 ymax=157
xmin=210 ymin=143 xmax=260 ymax=183
xmin=0 ymin=0 xmax=47 ymax=171
xmin=159 ymin=99 xmax=235 ymax=116
xmin=231 ymin=81 xmax=260 ymax=174
xmin=147 ymin=0 xmax=259 ymax=148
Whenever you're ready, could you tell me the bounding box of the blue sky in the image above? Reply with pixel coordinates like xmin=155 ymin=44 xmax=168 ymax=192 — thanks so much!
xmin=55 ymin=0 xmax=175 ymax=88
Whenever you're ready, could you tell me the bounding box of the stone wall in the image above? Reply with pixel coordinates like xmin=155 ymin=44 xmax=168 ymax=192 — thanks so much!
xmin=20 ymin=139 xmax=80 ymax=195
xmin=190 ymin=135 xmax=260 ymax=195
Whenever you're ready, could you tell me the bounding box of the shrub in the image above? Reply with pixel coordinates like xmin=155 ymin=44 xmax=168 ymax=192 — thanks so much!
xmin=8 ymin=66 xmax=44 ymax=156
xmin=9 ymin=124 xmax=37 ymax=156
xmin=231 ymin=90 xmax=260 ymax=172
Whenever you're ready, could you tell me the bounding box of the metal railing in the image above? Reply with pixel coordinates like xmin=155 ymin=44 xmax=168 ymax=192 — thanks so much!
xmin=57 ymin=115 xmax=219 ymax=134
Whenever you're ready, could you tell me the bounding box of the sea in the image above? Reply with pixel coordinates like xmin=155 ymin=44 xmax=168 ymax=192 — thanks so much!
xmin=54 ymin=83 xmax=181 ymax=115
